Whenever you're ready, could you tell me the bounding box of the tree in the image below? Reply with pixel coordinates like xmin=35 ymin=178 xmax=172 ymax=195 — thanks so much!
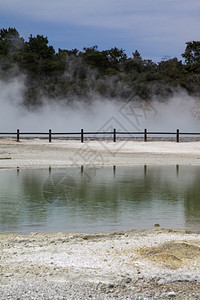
xmin=182 ymin=41 xmax=200 ymax=65
xmin=124 ymin=50 xmax=143 ymax=73
xmin=132 ymin=50 xmax=142 ymax=60
xmin=58 ymin=48 xmax=79 ymax=58
xmin=80 ymin=46 xmax=109 ymax=74
xmin=25 ymin=34 xmax=55 ymax=60
xmin=0 ymin=27 xmax=24 ymax=61
xmin=107 ymin=47 xmax=127 ymax=63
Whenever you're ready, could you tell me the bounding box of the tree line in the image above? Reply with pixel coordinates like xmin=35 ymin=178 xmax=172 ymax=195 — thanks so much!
xmin=0 ymin=27 xmax=200 ymax=108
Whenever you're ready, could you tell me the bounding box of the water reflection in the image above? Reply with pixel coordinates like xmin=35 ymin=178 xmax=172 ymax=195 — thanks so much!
xmin=0 ymin=165 xmax=200 ymax=234
xmin=176 ymin=164 xmax=179 ymax=177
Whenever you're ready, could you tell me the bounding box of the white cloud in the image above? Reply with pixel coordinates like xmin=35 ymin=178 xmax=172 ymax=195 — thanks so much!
xmin=1 ymin=0 xmax=200 ymax=59
xmin=1 ymin=0 xmax=200 ymax=29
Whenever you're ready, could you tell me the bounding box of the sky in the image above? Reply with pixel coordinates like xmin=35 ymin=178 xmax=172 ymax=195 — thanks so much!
xmin=0 ymin=0 xmax=200 ymax=62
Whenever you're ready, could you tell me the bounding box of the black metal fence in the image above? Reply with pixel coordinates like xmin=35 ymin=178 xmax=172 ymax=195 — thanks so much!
xmin=1 ymin=128 xmax=200 ymax=143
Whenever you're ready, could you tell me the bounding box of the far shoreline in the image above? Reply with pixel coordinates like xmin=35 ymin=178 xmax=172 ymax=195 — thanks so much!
xmin=1 ymin=139 xmax=200 ymax=168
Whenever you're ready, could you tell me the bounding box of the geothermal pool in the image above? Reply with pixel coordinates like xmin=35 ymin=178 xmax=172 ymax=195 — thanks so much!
xmin=0 ymin=165 xmax=200 ymax=234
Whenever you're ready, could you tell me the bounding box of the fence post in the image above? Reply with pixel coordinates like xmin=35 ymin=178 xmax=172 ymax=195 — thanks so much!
xmin=49 ymin=129 xmax=52 ymax=143
xmin=17 ymin=129 xmax=20 ymax=142
xmin=144 ymin=128 xmax=147 ymax=142
xmin=81 ymin=129 xmax=84 ymax=143
xmin=113 ymin=128 xmax=116 ymax=142
xmin=176 ymin=129 xmax=179 ymax=143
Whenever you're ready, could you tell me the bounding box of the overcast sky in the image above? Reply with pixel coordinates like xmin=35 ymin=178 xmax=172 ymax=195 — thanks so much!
xmin=1 ymin=0 xmax=200 ymax=62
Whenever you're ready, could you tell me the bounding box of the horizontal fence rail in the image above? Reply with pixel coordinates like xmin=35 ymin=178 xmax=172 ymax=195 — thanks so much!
xmin=1 ymin=129 xmax=200 ymax=143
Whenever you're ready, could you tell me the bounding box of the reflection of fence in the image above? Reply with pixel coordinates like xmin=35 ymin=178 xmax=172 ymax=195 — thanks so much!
xmin=1 ymin=129 xmax=200 ymax=143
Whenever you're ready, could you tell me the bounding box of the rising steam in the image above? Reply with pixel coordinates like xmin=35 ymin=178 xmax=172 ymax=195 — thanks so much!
xmin=0 ymin=75 xmax=200 ymax=133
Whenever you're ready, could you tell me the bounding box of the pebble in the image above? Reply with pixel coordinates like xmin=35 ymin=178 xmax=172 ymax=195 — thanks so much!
xmin=167 ymin=291 xmax=177 ymax=297
xmin=4 ymin=273 xmax=14 ymax=277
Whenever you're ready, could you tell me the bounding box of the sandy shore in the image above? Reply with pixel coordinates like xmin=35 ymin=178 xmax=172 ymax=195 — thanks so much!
xmin=1 ymin=139 xmax=200 ymax=299
xmin=1 ymin=138 xmax=200 ymax=167
xmin=0 ymin=229 xmax=200 ymax=299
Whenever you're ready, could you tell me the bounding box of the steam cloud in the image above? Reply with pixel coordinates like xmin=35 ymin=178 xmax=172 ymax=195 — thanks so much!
xmin=0 ymin=75 xmax=200 ymax=134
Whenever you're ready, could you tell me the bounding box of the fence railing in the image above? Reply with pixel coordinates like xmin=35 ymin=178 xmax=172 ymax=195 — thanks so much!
xmin=1 ymin=129 xmax=200 ymax=143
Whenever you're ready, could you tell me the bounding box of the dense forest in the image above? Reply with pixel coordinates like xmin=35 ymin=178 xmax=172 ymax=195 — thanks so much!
xmin=0 ymin=27 xmax=200 ymax=108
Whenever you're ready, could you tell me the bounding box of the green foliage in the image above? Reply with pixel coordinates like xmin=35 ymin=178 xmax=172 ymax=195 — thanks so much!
xmin=182 ymin=41 xmax=200 ymax=65
xmin=25 ymin=34 xmax=55 ymax=60
xmin=0 ymin=27 xmax=24 ymax=66
xmin=0 ymin=27 xmax=200 ymax=107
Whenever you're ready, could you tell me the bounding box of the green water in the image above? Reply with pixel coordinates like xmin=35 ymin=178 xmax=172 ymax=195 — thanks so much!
xmin=0 ymin=165 xmax=200 ymax=234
